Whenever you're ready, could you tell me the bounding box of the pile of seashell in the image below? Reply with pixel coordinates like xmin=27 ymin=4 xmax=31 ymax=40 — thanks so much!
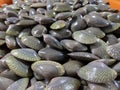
xmin=0 ymin=0 xmax=120 ymax=90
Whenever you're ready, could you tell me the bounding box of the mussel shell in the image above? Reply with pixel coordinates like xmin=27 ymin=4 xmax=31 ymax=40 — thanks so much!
xmin=46 ymin=77 xmax=80 ymax=90
xmin=11 ymin=48 xmax=41 ymax=61
xmin=7 ymin=78 xmax=29 ymax=90
xmin=32 ymin=61 xmax=65 ymax=79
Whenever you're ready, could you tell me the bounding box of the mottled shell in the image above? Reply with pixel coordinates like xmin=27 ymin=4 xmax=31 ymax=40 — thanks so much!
xmin=46 ymin=77 xmax=80 ymax=90
xmin=78 ymin=61 xmax=117 ymax=83
xmin=7 ymin=78 xmax=29 ymax=90
xmin=32 ymin=61 xmax=65 ymax=79
xmin=72 ymin=30 xmax=97 ymax=44
xmin=11 ymin=48 xmax=41 ymax=61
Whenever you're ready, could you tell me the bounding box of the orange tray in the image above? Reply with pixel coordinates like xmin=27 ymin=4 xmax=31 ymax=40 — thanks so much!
xmin=0 ymin=0 xmax=12 ymax=7
xmin=108 ymin=0 xmax=120 ymax=11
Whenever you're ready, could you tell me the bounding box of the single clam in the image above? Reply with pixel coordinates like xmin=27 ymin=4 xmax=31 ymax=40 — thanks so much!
xmin=0 ymin=31 xmax=6 ymax=39
xmin=7 ymin=78 xmax=29 ymax=90
xmin=21 ymin=36 xmax=44 ymax=50
xmin=45 ymin=10 xmax=56 ymax=18
xmin=106 ymin=34 xmax=118 ymax=45
xmin=53 ymin=2 xmax=72 ymax=12
xmin=49 ymin=29 xmax=72 ymax=40
xmin=50 ymin=20 xmax=66 ymax=30
xmin=30 ymin=3 xmax=46 ymax=8
xmin=43 ymin=34 xmax=63 ymax=50
xmin=86 ymin=27 xmax=105 ymax=38
xmin=31 ymin=24 xmax=47 ymax=38
xmin=72 ymin=30 xmax=97 ymax=44
xmin=38 ymin=47 xmax=65 ymax=61
xmin=45 ymin=77 xmax=80 ymax=90
xmin=0 ymin=76 xmax=14 ymax=90
xmin=68 ymin=52 xmax=99 ymax=61
xmin=71 ymin=15 xmax=87 ymax=32
xmin=113 ymin=62 xmax=120 ymax=76
xmin=0 ymin=39 xmax=5 ymax=46
xmin=27 ymin=81 xmax=45 ymax=90
xmin=107 ymin=42 xmax=120 ymax=61
xmin=32 ymin=61 xmax=65 ymax=80
xmin=18 ymin=28 xmax=31 ymax=38
xmin=0 ymin=22 xmax=7 ymax=31
xmin=11 ymin=48 xmax=41 ymax=61
xmin=6 ymin=54 xmax=32 ymax=77
xmin=90 ymin=38 xmax=110 ymax=58
xmin=84 ymin=14 xmax=109 ymax=27
xmin=77 ymin=61 xmax=117 ymax=83
xmin=107 ymin=13 xmax=120 ymax=23
xmin=61 ymin=39 xmax=87 ymax=52
xmin=63 ymin=60 xmax=82 ymax=76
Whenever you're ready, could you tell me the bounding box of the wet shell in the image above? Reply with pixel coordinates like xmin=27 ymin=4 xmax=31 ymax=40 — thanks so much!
xmin=49 ymin=29 xmax=72 ymax=40
xmin=30 ymin=3 xmax=46 ymax=8
xmin=106 ymin=34 xmax=118 ymax=45
xmin=31 ymin=24 xmax=47 ymax=38
xmin=0 ymin=31 xmax=6 ymax=39
xmin=50 ymin=20 xmax=66 ymax=30
xmin=107 ymin=42 xmax=120 ymax=61
xmin=102 ymin=22 xmax=120 ymax=33
xmin=63 ymin=60 xmax=82 ymax=76
xmin=72 ymin=30 xmax=97 ymax=44
xmin=77 ymin=61 xmax=117 ymax=83
xmin=11 ymin=48 xmax=41 ymax=61
xmin=5 ymin=35 xmax=18 ymax=49
xmin=7 ymin=78 xmax=29 ymax=90
xmin=6 ymin=54 xmax=32 ymax=77
xmin=0 ymin=76 xmax=14 ymax=90
xmin=84 ymin=14 xmax=109 ymax=27
xmin=43 ymin=34 xmax=63 ymax=50
xmin=46 ymin=77 xmax=80 ymax=90
xmin=38 ymin=47 xmax=65 ymax=61
xmin=107 ymin=13 xmax=120 ymax=23
xmin=32 ymin=61 xmax=65 ymax=79
xmin=0 ymin=22 xmax=7 ymax=31
xmin=86 ymin=27 xmax=105 ymax=38
xmin=53 ymin=2 xmax=72 ymax=12
xmin=18 ymin=28 xmax=31 ymax=38
xmin=113 ymin=62 xmax=120 ymax=76
xmin=68 ymin=52 xmax=99 ymax=61
xmin=6 ymin=25 xmax=22 ymax=36
xmin=90 ymin=38 xmax=110 ymax=58
xmin=21 ymin=36 xmax=44 ymax=50
xmin=16 ymin=19 xmax=37 ymax=26
xmin=27 ymin=81 xmax=45 ymax=90
xmin=88 ymin=82 xmax=118 ymax=90
xmin=60 ymin=39 xmax=87 ymax=52
xmin=0 ymin=40 xmax=5 ymax=46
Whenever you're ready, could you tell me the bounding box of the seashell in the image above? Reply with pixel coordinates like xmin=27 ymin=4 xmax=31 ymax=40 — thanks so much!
xmin=21 ymin=36 xmax=44 ymax=50
xmin=53 ymin=2 xmax=72 ymax=12
xmin=63 ymin=60 xmax=82 ymax=76
xmin=11 ymin=48 xmax=41 ymax=61
xmin=107 ymin=42 xmax=120 ymax=61
xmin=43 ymin=34 xmax=63 ymax=50
xmin=86 ymin=27 xmax=105 ymax=38
xmin=27 ymin=81 xmax=45 ymax=90
xmin=6 ymin=54 xmax=32 ymax=77
xmin=61 ymin=39 xmax=87 ymax=52
xmin=90 ymin=38 xmax=110 ymax=58
xmin=38 ymin=47 xmax=65 ymax=61
xmin=7 ymin=78 xmax=29 ymax=90
xmin=49 ymin=29 xmax=72 ymax=40
xmin=0 ymin=76 xmax=14 ymax=90
xmin=68 ymin=52 xmax=99 ymax=61
xmin=77 ymin=61 xmax=117 ymax=83
xmin=46 ymin=77 xmax=80 ymax=90
xmin=50 ymin=20 xmax=66 ymax=30
xmin=32 ymin=61 xmax=65 ymax=79
xmin=84 ymin=14 xmax=109 ymax=27
xmin=72 ymin=30 xmax=97 ymax=44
